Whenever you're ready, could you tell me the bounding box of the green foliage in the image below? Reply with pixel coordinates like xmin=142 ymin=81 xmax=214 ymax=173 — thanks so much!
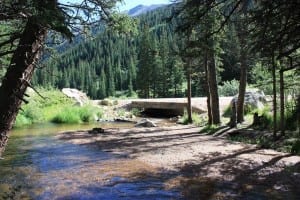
xmin=250 ymin=62 xmax=273 ymax=95
xmin=14 ymin=114 xmax=32 ymax=128
xmin=291 ymin=140 xmax=300 ymax=154
xmin=131 ymin=108 xmax=141 ymax=116
xmin=218 ymin=80 xmax=239 ymax=97
xmin=51 ymin=106 xmax=81 ymax=124
xmin=51 ymin=105 xmax=99 ymax=124
xmin=200 ymin=124 xmax=219 ymax=135
xmin=14 ymin=89 xmax=100 ymax=127
xmin=179 ymin=113 xmax=206 ymax=127
xmin=222 ymin=103 xmax=253 ymax=118
xmin=116 ymin=108 xmax=126 ymax=118
xmin=285 ymin=100 xmax=299 ymax=131
xmin=251 ymin=106 xmax=274 ymax=130
xmin=32 ymin=5 xmax=185 ymax=99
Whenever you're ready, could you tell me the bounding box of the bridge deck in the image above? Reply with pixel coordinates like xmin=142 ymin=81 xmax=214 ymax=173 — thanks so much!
xmin=131 ymin=98 xmax=210 ymax=114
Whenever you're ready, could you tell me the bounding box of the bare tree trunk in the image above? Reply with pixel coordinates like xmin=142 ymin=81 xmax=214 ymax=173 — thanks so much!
xmin=187 ymin=65 xmax=193 ymax=124
xmin=272 ymin=54 xmax=277 ymax=139
xmin=204 ymin=52 xmax=212 ymax=125
xmin=296 ymin=95 xmax=300 ymax=136
xmin=236 ymin=50 xmax=247 ymax=123
xmin=207 ymin=50 xmax=220 ymax=125
xmin=0 ymin=19 xmax=47 ymax=155
xmin=279 ymin=68 xmax=285 ymax=136
xmin=236 ymin=21 xmax=247 ymax=123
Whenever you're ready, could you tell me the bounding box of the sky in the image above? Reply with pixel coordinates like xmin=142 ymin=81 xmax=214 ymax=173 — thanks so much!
xmin=59 ymin=0 xmax=171 ymax=11
xmin=118 ymin=0 xmax=171 ymax=11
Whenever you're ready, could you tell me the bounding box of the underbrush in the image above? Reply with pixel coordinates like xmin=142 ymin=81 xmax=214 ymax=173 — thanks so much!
xmin=229 ymin=131 xmax=300 ymax=155
xmin=179 ymin=112 xmax=206 ymax=127
xmin=14 ymin=88 xmax=102 ymax=127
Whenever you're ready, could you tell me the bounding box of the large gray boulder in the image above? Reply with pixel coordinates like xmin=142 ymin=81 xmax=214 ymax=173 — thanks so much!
xmin=135 ymin=118 xmax=157 ymax=127
xmin=62 ymin=88 xmax=89 ymax=106
xmin=231 ymin=91 xmax=267 ymax=110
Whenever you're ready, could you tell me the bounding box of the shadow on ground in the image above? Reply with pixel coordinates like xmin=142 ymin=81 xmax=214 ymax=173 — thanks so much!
xmin=59 ymin=125 xmax=300 ymax=200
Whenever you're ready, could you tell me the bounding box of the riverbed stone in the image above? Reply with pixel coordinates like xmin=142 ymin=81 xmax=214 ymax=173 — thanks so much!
xmin=135 ymin=118 xmax=157 ymax=127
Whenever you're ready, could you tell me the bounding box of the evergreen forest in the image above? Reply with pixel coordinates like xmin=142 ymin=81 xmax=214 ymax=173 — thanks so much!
xmin=1 ymin=1 xmax=300 ymax=198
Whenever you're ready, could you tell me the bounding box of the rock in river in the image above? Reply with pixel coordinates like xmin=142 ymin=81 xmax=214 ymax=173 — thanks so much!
xmin=135 ymin=118 xmax=157 ymax=127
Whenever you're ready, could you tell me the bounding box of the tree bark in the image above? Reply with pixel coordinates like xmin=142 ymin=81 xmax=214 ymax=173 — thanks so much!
xmin=236 ymin=48 xmax=247 ymax=123
xmin=204 ymin=51 xmax=212 ymax=125
xmin=207 ymin=50 xmax=220 ymax=125
xmin=0 ymin=19 xmax=47 ymax=155
xmin=272 ymin=54 xmax=277 ymax=139
xmin=186 ymin=65 xmax=193 ymax=124
xmin=236 ymin=20 xmax=247 ymax=123
xmin=279 ymin=68 xmax=285 ymax=136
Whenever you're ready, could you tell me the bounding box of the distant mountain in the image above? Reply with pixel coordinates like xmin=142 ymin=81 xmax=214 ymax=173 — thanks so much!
xmin=128 ymin=4 xmax=166 ymax=16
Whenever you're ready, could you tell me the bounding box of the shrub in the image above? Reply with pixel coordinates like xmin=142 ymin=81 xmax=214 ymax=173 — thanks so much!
xmin=51 ymin=105 xmax=100 ymax=124
xmin=291 ymin=140 xmax=300 ymax=154
xmin=285 ymin=100 xmax=298 ymax=131
xmin=131 ymin=108 xmax=141 ymax=116
xmin=14 ymin=114 xmax=32 ymax=128
xmin=251 ymin=106 xmax=273 ymax=129
xmin=218 ymin=80 xmax=239 ymax=97
xmin=179 ymin=112 xmax=206 ymax=126
xmin=222 ymin=104 xmax=253 ymax=118
xmin=51 ymin=106 xmax=81 ymax=124
xmin=13 ymin=88 xmax=104 ymax=127
xmin=78 ymin=105 xmax=96 ymax=122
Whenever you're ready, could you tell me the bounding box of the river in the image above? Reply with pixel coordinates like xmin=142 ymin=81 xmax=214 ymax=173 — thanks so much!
xmin=0 ymin=122 xmax=181 ymax=200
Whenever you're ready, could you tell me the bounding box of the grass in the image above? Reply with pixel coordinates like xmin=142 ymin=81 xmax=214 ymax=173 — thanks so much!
xmin=14 ymin=88 xmax=102 ymax=127
xmin=199 ymin=124 xmax=219 ymax=134
xmin=179 ymin=112 xmax=206 ymax=127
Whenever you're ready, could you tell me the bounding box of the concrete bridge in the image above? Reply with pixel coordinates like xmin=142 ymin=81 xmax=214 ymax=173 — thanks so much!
xmin=130 ymin=98 xmax=206 ymax=115
xmin=129 ymin=97 xmax=233 ymax=116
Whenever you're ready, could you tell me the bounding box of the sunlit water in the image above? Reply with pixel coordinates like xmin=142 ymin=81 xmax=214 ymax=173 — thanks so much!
xmin=0 ymin=122 xmax=180 ymax=200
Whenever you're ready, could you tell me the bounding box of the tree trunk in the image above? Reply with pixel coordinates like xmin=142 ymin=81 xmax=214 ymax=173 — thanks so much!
xmin=236 ymin=50 xmax=247 ymax=123
xmin=0 ymin=19 xmax=47 ymax=155
xmin=296 ymin=95 xmax=300 ymax=136
xmin=279 ymin=68 xmax=285 ymax=136
xmin=272 ymin=54 xmax=277 ymax=139
xmin=236 ymin=21 xmax=247 ymax=123
xmin=207 ymin=50 xmax=220 ymax=125
xmin=204 ymin=52 xmax=212 ymax=125
xmin=187 ymin=65 xmax=193 ymax=124
xmin=229 ymin=101 xmax=237 ymax=128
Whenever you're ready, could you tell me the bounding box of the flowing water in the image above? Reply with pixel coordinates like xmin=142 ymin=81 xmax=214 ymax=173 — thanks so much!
xmin=0 ymin=122 xmax=180 ymax=200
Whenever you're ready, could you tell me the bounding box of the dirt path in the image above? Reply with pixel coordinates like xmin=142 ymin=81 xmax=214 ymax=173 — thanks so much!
xmin=58 ymin=125 xmax=300 ymax=199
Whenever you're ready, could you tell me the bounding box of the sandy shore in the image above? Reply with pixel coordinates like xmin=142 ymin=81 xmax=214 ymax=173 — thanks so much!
xmin=58 ymin=125 xmax=300 ymax=199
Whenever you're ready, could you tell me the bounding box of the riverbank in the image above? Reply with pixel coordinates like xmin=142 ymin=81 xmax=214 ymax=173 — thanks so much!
xmin=58 ymin=125 xmax=300 ymax=199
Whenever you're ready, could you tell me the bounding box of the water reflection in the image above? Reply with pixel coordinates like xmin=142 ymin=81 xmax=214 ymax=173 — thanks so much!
xmin=0 ymin=122 xmax=180 ymax=199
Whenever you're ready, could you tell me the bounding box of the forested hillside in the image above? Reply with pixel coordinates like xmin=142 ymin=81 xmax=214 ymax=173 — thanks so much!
xmin=33 ymin=4 xmax=243 ymax=99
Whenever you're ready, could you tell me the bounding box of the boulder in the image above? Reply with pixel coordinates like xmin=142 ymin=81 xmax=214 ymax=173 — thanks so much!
xmin=62 ymin=88 xmax=89 ymax=106
xmin=135 ymin=118 xmax=157 ymax=127
xmin=231 ymin=91 xmax=266 ymax=111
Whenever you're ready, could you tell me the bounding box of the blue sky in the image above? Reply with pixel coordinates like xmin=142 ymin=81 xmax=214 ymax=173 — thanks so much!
xmin=118 ymin=0 xmax=171 ymax=11
xmin=59 ymin=0 xmax=171 ymax=11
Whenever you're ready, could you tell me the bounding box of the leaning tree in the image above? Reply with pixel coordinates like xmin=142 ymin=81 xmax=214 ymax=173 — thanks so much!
xmin=0 ymin=0 xmax=124 ymax=155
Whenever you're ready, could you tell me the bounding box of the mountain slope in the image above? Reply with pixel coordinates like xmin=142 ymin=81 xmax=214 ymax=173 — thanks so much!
xmin=128 ymin=4 xmax=166 ymax=16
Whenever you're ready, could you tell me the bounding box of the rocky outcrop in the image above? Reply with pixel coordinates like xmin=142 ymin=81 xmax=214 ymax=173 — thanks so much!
xmin=231 ymin=91 xmax=267 ymax=110
xmin=62 ymin=88 xmax=89 ymax=106
xmin=135 ymin=118 xmax=157 ymax=127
